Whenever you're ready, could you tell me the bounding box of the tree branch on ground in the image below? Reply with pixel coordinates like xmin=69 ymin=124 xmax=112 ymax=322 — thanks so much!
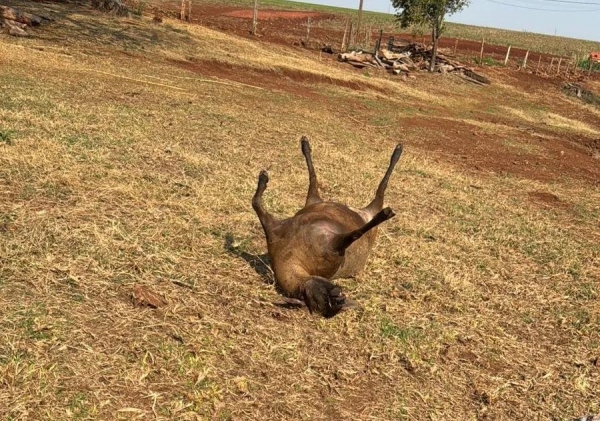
xmin=91 ymin=0 xmax=129 ymax=16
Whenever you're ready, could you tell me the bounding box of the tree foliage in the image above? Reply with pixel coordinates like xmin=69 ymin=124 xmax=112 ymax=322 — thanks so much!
xmin=393 ymin=0 xmax=468 ymax=31
xmin=392 ymin=0 xmax=469 ymax=71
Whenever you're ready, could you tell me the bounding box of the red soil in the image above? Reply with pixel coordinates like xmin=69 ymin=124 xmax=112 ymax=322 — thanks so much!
xmin=155 ymin=3 xmax=600 ymax=186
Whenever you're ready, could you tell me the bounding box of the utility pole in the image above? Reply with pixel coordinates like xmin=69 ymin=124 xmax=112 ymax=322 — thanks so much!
xmin=356 ymin=0 xmax=364 ymax=44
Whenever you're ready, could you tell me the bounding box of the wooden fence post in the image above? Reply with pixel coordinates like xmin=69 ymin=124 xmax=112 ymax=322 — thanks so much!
xmin=523 ymin=50 xmax=529 ymax=69
xmin=306 ymin=17 xmax=311 ymax=44
xmin=556 ymin=57 xmax=562 ymax=75
xmin=179 ymin=0 xmax=185 ymax=20
xmin=589 ymin=57 xmax=594 ymax=76
xmin=374 ymin=28 xmax=383 ymax=55
xmin=341 ymin=18 xmax=350 ymax=52
xmin=454 ymin=38 xmax=458 ymax=55
xmin=536 ymin=55 xmax=542 ymax=73
xmin=549 ymin=57 xmax=555 ymax=74
xmin=479 ymin=38 xmax=485 ymax=65
xmin=504 ymin=45 xmax=511 ymax=65
xmin=251 ymin=0 xmax=258 ymax=35
xmin=348 ymin=21 xmax=355 ymax=50
xmin=187 ymin=0 xmax=192 ymax=21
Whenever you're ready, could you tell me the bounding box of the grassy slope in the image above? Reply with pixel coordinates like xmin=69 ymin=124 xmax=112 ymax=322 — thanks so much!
xmin=194 ymin=0 xmax=600 ymax=56
xmin=1 ymin=3 xmax=600 ymax=421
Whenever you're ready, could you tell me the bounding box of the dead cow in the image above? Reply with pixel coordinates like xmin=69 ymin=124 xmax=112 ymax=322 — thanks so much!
xmin=252 ymin=137 xmax=403 ymax=318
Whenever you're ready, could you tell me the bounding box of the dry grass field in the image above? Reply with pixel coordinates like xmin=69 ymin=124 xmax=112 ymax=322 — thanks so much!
xmin=1 ymin=2 xmax=599 ymax=420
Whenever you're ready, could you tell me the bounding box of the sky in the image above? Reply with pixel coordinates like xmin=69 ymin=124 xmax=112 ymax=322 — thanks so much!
xmin=293 ymin=0 xmax=600 ymax=41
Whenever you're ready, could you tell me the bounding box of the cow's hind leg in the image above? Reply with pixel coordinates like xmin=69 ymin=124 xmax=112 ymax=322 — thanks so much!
xmin=252 ymin=170 xmax=276 ymax=236
xmin=335 ymin=207 xmax=395 ymax=253
xmin=301 ymin=136 xmax=323 ymax=207
xmin=363 ymin=144 xmax=403 ymax=216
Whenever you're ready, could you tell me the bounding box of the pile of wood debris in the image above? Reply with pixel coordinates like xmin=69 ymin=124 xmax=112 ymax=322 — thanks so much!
xmin=339 ymin=40 xmax=491 ymax=85
xmin=0 ymin=5 xmax=45 ymax=37
xmin=563 ymin=82 xmax=600 ymax=107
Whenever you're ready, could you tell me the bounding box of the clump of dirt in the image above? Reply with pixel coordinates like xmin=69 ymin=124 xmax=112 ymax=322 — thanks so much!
xmin=528 ymin=191 xmax=560 ymax=203
xmin=578 ymin=138 xmax=600 ymax=152
xmin=527 ymin=191 xmax=572 ymax=211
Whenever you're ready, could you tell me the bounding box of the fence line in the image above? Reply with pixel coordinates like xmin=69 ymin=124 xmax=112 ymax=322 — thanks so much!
xmin=135 ymin=2 xmax=599 ymax=77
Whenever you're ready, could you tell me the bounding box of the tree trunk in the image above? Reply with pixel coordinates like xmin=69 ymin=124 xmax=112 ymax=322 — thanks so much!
xmin=91 ymin=0 xmax=129 ymax=16
xmin=429 ymin=25 xmax=438 ymax=72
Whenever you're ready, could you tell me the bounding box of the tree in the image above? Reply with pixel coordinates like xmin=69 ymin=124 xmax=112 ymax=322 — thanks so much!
xmin=392 ymin=0 xmax=469 ymax=72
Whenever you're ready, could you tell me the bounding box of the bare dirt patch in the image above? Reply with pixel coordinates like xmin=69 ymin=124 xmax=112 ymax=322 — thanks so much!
xmin=157 ymin=4 xmax=351 ymax=48
xmin=168 ymin=57 xmax=381 ymax=97
xmin=400 ymin=115 xmax=600 ymax=185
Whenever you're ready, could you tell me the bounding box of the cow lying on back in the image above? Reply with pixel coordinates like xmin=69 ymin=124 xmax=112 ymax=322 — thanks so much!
xmin=252 ymin=137 xmax=403 ymax=318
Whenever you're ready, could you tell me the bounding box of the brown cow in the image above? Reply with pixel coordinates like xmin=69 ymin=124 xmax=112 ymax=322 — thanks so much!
xmin=252 ymin=137 xmax=403 ymax=317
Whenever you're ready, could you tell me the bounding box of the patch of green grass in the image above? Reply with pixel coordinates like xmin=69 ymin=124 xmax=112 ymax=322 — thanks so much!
xmin=380 ymin=318 xmax=422 ymax=344
xmin=41 ymin=180 xmax=73 ymax=201
xmin=573 ymin=202 xmax=600 ymax=220
xmin=63 ymin=134 xmax=98 ymax=149
xmin=0 ymin=129 xmax=15 ymax=145
xmin=402 ymin=168 xmax=431 ymax=178
xmin=522 ymin=312 xmax=534 ymax=324
xmin=68 ymin=392 xmax=95 ymax=419
xmin=475 ymin=57 xmax=504 ymax=66
xmin=388 ymin=401 xmax=409 ymax=420
xmin=0 ymin=348 xmax=29 ymax=365
xmin=13 ymin=306 xmax=52 ymax=341
xmin=572 ymin=309 xmax=592 ymax=332
xmin=572 ymin=283 xmax=598 ymax=300
xmin=577 ymin=58 xmax=600 ymax=72
xmin=0 ymin=212 xmax=16 ymax=229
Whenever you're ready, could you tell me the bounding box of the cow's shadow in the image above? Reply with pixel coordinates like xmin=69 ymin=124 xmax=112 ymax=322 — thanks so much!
xmin=224 ymin=234 xmax=311 ymax=310
xmin=224 ymin=234 xmax=273 ymax=285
